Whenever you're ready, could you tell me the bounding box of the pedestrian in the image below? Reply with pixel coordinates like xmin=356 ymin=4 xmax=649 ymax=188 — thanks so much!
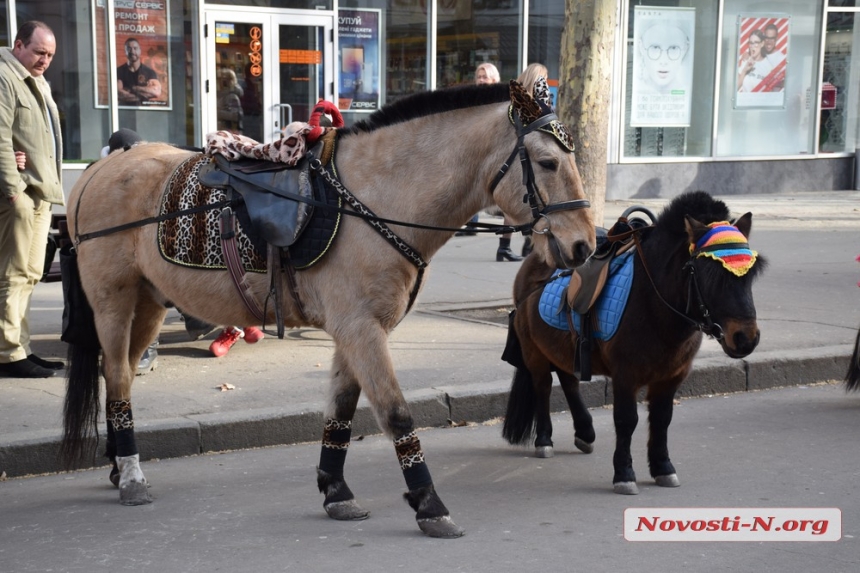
xmin=0 ymin=21 xmax=65 ymax=378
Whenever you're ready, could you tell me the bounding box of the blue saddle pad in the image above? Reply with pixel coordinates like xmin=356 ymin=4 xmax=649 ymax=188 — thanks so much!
xmin=538 ymin=251 xmax=634 ymax=340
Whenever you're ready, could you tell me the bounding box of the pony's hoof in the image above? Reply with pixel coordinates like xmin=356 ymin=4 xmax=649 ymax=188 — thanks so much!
xmin=324 ymin=499 xmax=370 ymax=521
xmin=613 ymin=481 xmax=639 ymax=495
xmin=417 ymin=515 xmax=465 ymax=538
xmin=655 ymin=474 xmax=680 ymax=488
xmin=119 ymin=482 xmax=152 ymax=505
xmin=109 ymin=467 xmax=120 ymax=488
xmin=535 ymin=446 xmax=554 ymax=458
xmin=574 ymin=437 xmax=594 ymax=454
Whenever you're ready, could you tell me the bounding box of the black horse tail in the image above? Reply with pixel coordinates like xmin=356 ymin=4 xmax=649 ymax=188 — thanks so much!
xmin=502 ymin=366 xmax=538 ymax=445
xmin=58 ymin=245 xmax=102 ymax=468
xmin=846 ymin=326 xmax=860 ymax=393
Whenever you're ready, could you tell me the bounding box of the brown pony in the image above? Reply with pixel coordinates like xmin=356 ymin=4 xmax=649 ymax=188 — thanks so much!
xmin=502 ymin=191 xmax=765 ymax=494
xmin=60 ymin=81 xmax=594 ymax=537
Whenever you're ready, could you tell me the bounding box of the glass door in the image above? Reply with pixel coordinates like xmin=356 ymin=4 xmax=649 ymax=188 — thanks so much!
xmin=204 ymin=11 xmax=334 ymax=143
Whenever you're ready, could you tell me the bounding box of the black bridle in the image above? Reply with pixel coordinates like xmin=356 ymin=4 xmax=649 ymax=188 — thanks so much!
xmin=488 ymin=112 xmax=591 ymax=236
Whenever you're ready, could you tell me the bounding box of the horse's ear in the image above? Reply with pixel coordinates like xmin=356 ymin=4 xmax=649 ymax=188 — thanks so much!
xmin=733 ymin=212 xmax=753 ymax=238
xmin=684 ymin=215 xmax=709 ymax=244
xmin=509 ymin=79 xmax=542 ymax=125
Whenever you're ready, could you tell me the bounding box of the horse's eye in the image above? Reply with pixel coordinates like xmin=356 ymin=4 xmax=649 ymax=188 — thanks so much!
xmin=538 ymin=160 xmax=558 ymax=171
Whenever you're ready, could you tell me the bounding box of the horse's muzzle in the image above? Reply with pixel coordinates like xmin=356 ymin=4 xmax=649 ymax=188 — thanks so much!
xmin=547 ymin=235 xmax=593 ymax=270
xmin=720 ymin=319 xmax=760 ymax=358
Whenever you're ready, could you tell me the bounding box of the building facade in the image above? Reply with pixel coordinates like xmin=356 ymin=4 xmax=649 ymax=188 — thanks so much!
xmin=2 ymin=0 xmax=857 ymax=199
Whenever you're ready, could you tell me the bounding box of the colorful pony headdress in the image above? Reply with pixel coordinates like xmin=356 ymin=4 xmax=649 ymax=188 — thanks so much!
xmin=509 ymin=77 xmax=575 ymax=152
xmin=690 ymin=221 xmax=758 ymax=277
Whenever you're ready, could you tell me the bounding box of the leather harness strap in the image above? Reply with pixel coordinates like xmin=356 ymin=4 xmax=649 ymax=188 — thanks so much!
xmin=219 ymin=207 xmax=266 ymax=323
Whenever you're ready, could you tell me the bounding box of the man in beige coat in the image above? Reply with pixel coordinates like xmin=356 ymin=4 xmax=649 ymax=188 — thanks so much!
xmin=0 ymin=21 xmax=65 ymax=378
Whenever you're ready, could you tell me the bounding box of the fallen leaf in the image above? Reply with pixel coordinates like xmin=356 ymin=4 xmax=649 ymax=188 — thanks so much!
xmin=218 ymin=383 xmax=236 ymax=392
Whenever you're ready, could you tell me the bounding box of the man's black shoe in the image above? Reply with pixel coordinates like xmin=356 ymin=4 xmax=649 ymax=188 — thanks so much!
xmin=27 ymin=354 xmax=64 ymax=370
xmin=0 ymin=359 xmax=56 ymax=378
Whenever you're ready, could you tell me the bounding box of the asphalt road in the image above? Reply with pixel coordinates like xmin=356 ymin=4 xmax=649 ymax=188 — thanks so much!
xmin=0 ymin=383 xmax=857 ymax=572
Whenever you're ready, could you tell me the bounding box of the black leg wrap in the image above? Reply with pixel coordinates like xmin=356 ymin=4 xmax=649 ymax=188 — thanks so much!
xmin=319 ymin=419 xmax=352 ymax=478
xmin=107 ymin=400 xmax=138 ymax=457
xmin=394 ymin=431 xmax=434 ymax=490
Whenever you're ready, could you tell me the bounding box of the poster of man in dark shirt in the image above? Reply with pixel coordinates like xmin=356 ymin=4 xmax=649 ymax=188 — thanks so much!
xmin=117 ymin=37 xmax=163 ymax=106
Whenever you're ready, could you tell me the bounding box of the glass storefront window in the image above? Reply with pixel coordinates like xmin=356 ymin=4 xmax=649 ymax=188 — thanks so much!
xmin=206 ymin=0 xmax=332 ymax=8
xmin=528 ymin=0 xmax=564 ymax=86
xmin=820 ymin=11 xmax=859 ymax=153
xmin=1 ymin=1 xmax=8 ymax=46
xmin=12 ymin=0 xmax=196 ymax=161
xmin=716 ymin=0 xmax=822 ymax=157
xmin=435 ymin=0 xmax=522 ymax=89
xmin=621 ymin=1 xmax=719 ymax=159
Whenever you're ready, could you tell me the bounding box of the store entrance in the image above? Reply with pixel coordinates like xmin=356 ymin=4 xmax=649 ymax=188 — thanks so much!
xmin=204 ymin=11 xmax=334 ymax=143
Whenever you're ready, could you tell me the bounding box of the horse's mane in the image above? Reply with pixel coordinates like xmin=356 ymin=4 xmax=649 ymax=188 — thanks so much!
xmin=345 ymin=83 xmax=510 ymax=135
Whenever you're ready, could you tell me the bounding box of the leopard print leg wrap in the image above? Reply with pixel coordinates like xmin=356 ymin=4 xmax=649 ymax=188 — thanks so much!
xmin=107 ymin=400 xmax=138 ymax=457
xmin=319 ymin=419 xmax=352 ymax=478
xmin=394 ymin=431 xmax=433 ymax=491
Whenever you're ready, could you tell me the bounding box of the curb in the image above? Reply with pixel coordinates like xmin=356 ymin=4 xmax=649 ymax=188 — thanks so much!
xmin=1 ymin=346 xmax=851 ymax=478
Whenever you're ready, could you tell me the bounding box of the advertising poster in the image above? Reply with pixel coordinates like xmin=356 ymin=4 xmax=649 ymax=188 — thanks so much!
xmin=735 ymin=15 xmax=789 ymax=109
xmin=630 ymin=6 xmax=695 ymax=127
xmin=94 ymin=0 xmax=171 ymax=110
xmin=338 ymin=9 xmax=381 ymax=112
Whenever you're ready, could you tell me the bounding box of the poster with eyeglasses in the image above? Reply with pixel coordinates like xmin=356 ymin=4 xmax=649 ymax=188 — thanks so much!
xmin=735 ymin=15 xmax=789 ymax=109
xmin=630 ymin=6 xmax=695 ymax=127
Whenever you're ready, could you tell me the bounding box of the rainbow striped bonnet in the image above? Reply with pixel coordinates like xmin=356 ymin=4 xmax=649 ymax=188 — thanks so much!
xmin=690 ymin=221 xmax=757 ymax=277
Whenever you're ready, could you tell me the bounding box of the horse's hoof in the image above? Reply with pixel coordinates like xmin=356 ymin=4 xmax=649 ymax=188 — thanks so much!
xmin=119 ymin=481 xmax=152 ymax=505
xmin=324 ymin=499 xmax=370 ymax=521
xmin=417 ymin=515 xmax=465 ymax=538
xmin=613 ymin=481 xmax=639 ymax=495
xmin=535 ymin=446 xmax=554 ymax=458
xmin=655 ymin=474 xmax=680 ymax=488
xmin=574 ymin=437 xmax=594 ymax=454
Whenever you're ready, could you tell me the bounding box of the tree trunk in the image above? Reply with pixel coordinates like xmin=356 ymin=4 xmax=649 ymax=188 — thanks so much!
xmin=558 ymin=0 xmax=617 ymax=227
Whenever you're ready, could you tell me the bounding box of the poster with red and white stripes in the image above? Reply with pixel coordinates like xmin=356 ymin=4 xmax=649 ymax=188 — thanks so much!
xmin=735 ymin=15 xmax=789 ymax=108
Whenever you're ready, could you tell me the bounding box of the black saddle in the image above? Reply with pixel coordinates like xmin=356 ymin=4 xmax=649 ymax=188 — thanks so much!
xmin=198 ymin=148 xmax=320 ymax=248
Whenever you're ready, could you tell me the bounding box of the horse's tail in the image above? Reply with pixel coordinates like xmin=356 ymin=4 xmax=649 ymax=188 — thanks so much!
xmin=502 ymin=366 xmax=538 ymax=446
xmin=846 ymin=326 xmax=860 ymax=393
xmin=58 ymin=245 xmax=103 ymax=468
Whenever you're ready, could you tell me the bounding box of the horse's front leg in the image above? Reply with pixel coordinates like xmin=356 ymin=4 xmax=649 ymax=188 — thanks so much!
xmin=612 ymin=381 xmax=639 ymax=495
xmin=557 ymin=371 xmax=595 ymax=454
xmin=646 ymin=382 xmax=682 ymax=488
xmin=532 ymin=369 xmax=555 ymax=458
xmin=326 ymin=324 xmax=464 ymax=538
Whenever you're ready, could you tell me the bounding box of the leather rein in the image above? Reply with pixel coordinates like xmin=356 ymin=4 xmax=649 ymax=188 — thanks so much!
xmin=621 ymin=221 xmax=725 ymax=341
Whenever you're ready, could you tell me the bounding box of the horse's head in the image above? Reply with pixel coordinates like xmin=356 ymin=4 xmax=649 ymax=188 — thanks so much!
xmin=489 ymin=79 xmax=595 ymax=270
xmin=685 ymin=212 xmax=766 ymax=358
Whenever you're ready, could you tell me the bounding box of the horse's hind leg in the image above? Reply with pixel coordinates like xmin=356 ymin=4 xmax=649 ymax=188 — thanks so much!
xmin=317 ymin=348 xmax=370 ymax=521
xmin=557 ymin=371 xmax=595 ymax=454
xmin=322 ymin=325 xmax=464 ymax=538
xmin=611 ymin=381 xmax=640 ymax=495
xmin=646 ymin=380 xmax=683 ymax=488
xmin=531 ymin=368 xmax=555 ymax=458
xmin=100 ymin=291 xmax=165 ymax=505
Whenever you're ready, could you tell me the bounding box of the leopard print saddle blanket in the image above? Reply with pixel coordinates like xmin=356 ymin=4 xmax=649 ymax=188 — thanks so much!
xmin=157 ymin=154 xmax=342 ymax=272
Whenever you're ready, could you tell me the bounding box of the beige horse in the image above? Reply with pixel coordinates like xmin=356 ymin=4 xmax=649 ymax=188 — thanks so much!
xmin=61 ymin=81 xmax=595 ymax=538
